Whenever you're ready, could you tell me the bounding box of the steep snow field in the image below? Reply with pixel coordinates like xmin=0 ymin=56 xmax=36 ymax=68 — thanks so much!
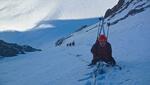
xmin=60 ymin=7 xmax=150 ymax=84
xmin=0 ymin=6 xmax=150 ymax=85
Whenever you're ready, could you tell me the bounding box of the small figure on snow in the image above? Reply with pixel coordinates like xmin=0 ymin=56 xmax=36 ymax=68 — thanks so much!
xmin=89 ymin=35 xmax=116 ymax=66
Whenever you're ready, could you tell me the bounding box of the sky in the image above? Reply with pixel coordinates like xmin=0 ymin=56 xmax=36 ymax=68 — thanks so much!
xmin=0 ymin=0 xmax=118 ymax=32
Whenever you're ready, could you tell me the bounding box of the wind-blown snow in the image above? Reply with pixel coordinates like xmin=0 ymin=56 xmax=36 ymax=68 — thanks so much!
xmin=0 ymin=0 xmax=118 ymax=31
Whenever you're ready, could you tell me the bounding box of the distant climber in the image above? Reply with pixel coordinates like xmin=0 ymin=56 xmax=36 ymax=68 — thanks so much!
xmin=89 ymin=35 xmax=116 ymax=66
xmin=66 ymin=41 xmax=75 ymax=47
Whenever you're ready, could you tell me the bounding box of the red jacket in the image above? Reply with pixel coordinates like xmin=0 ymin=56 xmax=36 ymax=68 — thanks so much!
xmin=91 ymin=40 xmax=112 ymax=59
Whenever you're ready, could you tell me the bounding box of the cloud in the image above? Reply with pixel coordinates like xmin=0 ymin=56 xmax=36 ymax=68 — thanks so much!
xmin=0 ymin=0 xmax=60 ymax=31
xmin=58 ymin=0 xmax=118 ymax=19
xmin=0 ymin=0 xmax=118 ymax=32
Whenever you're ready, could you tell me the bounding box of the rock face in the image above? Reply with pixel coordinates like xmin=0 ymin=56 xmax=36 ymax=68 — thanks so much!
xmin=104 ymin=0 xmax=125 ymax=18
xmin=0 ymin=40 xmax=41 ymax=57
xmin=104 ymin=0 xmax=150 ymax=25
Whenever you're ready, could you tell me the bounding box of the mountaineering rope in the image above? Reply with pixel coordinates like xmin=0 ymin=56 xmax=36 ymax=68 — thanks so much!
xmin=97 ymin=17 xmax=105 ymax=37
xmin=107 ymin=22 xmax=110 ymax=40
xmin=101 ymin=18 xmax=106 ymax=36
xmin=97 ymin=19 xmax=101 ymax=39
xmin=97 ymin=17 xmax=110 ymax=41
xmin=92 ymin=17 xmax=112 ymax=85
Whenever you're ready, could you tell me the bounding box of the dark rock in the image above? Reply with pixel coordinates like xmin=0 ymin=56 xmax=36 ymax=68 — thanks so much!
xmin=109 ymin=4 xmax=148 ymax=26
xmin=75 ymin=25 xmax=88 ymax=33
xmin=55 ymin=38 xmax=65 ymax=46
xmin=22 ymin=45 xmax=41 ymax=52
xmin=55 ymin=35 xmax=72 ymax=46
xmin=128 ymin=8 xmax=145 ymax=16
xmin=104 ymin=0 xmax=125 ymax=18
xmin=0 ymin=40 xmax=41 ymax=57
xmin=104 ymin=9 xmax=113 ymax=18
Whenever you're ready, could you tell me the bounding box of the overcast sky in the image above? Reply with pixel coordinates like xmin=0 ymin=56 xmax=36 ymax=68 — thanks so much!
xmin=0 ymin=0 xmax=118 ymax=31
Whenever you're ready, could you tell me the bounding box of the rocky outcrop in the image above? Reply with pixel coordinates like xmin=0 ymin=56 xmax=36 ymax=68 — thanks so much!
xmin=0 ymin=40 xmax=41 ymax=57
xmin=55 ymin=35 xmax=73 ymax=46
xmin=75 ymin=25 xmax=88 ymax=32
xmin=104 ymin=0 xmax=150 ymax=26
xmin=104 ymin=0 xmax=125 ymax=18
xmin=109 ymin=3 xmax=150 ymax=26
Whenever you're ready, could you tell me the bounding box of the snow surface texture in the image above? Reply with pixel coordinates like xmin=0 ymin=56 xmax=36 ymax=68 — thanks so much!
xmin=0 ymin=0 xmax=118 ymax=31
xmin=0 ymin=0 xmax=150 ymax=85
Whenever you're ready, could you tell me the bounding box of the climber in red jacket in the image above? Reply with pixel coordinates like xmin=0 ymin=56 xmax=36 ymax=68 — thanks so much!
xmin=89 ymin=35 xmax=116 ymax=66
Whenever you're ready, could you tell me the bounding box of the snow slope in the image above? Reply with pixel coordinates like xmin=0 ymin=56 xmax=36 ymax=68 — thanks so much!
xmin=0 ymin=0 xmax=150 ymax=85
xmin=0 ymin=18 xmax=99 ymax=48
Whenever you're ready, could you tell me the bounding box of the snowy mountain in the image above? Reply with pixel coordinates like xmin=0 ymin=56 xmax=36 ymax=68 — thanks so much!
xmin=0 ymin=18 xmax=99 ymax=48
xmin=0 ymin=0 xmax=118 ymax=31
xmin=0 ymin=0 xmax=150 ymax=85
